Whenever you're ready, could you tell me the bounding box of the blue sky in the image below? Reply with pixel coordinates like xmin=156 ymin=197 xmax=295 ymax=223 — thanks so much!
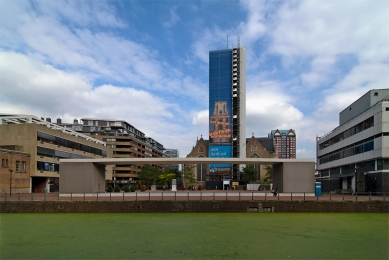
xmin=1 ymin=0 xmax=388 ymax=158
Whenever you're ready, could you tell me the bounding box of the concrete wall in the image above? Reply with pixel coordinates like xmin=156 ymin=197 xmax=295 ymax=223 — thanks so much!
xmin=273 ymin=162 xmax=315 ymax=193
xmin=1 ymin=200 xmax=388 ymax=213
xmin=59 ymin=162 xmax=105 ymax=193
xmin=273 ymin=163 xmax=283 ymax=192
xmin=283 ymin=162 xmax=315 ymax=193
xmin=339 ymin=89 xmax=389 ymax=125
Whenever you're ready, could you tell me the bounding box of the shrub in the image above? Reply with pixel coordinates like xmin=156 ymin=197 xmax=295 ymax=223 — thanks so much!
xmin=188 ymin=185 xmax=192 ymax=190
xmin=198 ymin=185 xmax=202 ymax=191
xmin=123 ymin=185 xmax=130 ymax=192
xmin=106 ymin=185 xmax=113 ymax=193
xmin=243 ymin=185 xmax=247 ymax=190
xmin=135 ymin=185 xmax=139 ymax=190
xmin=130 ymin=185 xmax=135 ymax=192
xmin=114 ymin=185 xmax=121 ymax=192
xmin=140 ymin=185 xmax=146 ymax=191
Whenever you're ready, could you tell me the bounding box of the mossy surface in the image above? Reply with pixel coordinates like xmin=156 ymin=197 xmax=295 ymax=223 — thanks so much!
xmin=1 ymin=213 xmax=388 ymax=259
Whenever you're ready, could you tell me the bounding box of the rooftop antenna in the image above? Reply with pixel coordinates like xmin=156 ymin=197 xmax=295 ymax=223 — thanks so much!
xmin=237 ymin=36 xmax=240 ymax=48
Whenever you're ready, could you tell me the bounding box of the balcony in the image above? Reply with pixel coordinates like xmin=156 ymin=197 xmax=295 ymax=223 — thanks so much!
xmin=112 ymin=173 xmax=138 ymax=178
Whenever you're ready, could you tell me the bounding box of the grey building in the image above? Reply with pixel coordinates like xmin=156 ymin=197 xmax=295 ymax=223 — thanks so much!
xmin=316 ymin=89 xmax=389 ymax=193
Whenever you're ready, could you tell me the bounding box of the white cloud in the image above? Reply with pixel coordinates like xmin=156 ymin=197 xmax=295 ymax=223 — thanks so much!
xmin=163 ymin=6 xmax=180 ymax=28
xmin=0 ymin=51 xmax=209 ymax=158
xmin=192 ymin=110 xmax=208 ymax=126
xmin=0 ymin=51 xmax=172 ymax=125
xmin=245 ymin=81 xmax=303 ymax=136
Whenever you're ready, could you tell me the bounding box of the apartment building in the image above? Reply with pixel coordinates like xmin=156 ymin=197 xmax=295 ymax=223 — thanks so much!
xmin=58 ymin=118 xmax=171 ymax=186
xmin=268 ymin=129 xmax=296 ymax=159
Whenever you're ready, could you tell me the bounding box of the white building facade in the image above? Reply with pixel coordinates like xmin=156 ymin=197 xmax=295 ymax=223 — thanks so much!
xmin=316 ymin=89 xmax=389 ymax=193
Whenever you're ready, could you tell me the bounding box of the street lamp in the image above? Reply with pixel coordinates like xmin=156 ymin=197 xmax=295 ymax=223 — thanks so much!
xmin=354 ymin=165 xmax=358 ymax=193
xmin=9 ymin=169 xmax=13 ymax=196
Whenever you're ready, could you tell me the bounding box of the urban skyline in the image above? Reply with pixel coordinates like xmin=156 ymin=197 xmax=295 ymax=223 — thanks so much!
xmin=1 ymin=0 xmax=388 ymax=159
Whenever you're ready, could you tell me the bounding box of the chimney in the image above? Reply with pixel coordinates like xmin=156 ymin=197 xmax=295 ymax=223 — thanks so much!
xmin=46 ymin=118 xmax=51 ymax=123
xmin=74 ymin=118 xmax=78 ymax=124
xmin=57 ymin=118 xmax=62 ymax=124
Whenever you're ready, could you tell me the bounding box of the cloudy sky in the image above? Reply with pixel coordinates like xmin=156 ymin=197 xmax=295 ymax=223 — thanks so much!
xmin=1 ymin=0 xmax=388 ymax=158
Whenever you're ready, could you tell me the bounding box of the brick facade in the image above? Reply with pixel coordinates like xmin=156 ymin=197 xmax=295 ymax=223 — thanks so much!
xmin=0 ymin=148 xmax=31 ymax=194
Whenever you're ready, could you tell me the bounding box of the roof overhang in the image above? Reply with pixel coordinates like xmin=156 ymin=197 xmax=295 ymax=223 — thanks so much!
xmin=60 ymin=158 xmax=315 ymax=166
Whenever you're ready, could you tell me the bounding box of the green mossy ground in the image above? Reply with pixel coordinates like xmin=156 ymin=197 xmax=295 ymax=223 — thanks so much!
xmin=1 ymin=213 xmax=388 ymax=259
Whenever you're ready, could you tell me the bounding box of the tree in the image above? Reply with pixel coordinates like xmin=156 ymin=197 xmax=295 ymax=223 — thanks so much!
xmin=138 ymin=164 xmax=161 ymax=187
xmin=181 ymin=164 xmax=196 ymax=188
xmin=106 ymin=185 xmax=113 ymax=193
xmin=158 ymin=172 xmax=176 ymax=188
xmin=264 ymin=165 xmax=273 ymax=183
xmin=242 ymin=165 xmax=258 ymax=184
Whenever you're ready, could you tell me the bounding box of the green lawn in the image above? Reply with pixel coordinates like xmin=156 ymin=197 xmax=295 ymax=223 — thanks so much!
xmin=1 ymin=213 xmax=388 ymax=259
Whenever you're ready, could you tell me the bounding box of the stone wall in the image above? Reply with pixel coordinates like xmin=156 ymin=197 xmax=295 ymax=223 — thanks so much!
xmin=1 ymin=200 xmax=388 ymax=213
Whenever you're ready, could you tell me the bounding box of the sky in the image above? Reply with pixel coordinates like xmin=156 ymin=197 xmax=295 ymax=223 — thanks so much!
xmin=0 ymin=0 xmax=388 ymax=158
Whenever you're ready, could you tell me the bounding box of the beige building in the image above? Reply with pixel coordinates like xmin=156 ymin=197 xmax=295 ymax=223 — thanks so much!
xmin=0 ymin=115 xmax=111 ymax=193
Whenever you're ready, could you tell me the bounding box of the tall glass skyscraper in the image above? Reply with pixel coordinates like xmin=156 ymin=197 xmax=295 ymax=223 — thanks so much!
xmin=209 ymin=46 xmax=246 ymax=180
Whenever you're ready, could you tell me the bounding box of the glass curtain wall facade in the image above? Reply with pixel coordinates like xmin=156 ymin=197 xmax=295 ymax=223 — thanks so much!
xmin=209 ymin=46 xmax=246 ymax=181
xmin=209 ymin=50 xmax=233 ymax=180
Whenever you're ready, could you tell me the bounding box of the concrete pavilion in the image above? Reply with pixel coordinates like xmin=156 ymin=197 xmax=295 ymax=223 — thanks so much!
xmin=59 ymin=158 xmax=315 ymax=193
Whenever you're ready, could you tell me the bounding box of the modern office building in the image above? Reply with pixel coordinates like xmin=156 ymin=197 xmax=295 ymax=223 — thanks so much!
xmin=316 ymin=89 xmax=389 ymax=193
xmin=268 ymin=129 xmax=296 ymax=159
xmin=209 ymin=44 xmax=246 ymax=180
xmin=57 ymin=118 xmax=171 ymax=186
xmin=0 ymin=114 xmax=110 ymax=193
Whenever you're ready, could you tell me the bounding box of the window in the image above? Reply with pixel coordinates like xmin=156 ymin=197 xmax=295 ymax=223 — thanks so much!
xmin=22 ymin=161 xmax=26 ymax=172
xmin=251 ymin=146 xmax=257 ymax=152
xmin=199 ymin=147 xmax=204 ymax=153
xmin=386 ymin=107 xmax=389 ymax=111
xmin=374 ymin=92 xmax=378 ymax=96
xmin=16 ymin=161 xmax=20 ymax=172
xmin=1 ymin=159 xmax=5 ymax=167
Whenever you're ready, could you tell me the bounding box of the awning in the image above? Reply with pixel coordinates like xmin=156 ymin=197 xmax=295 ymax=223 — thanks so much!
xmin=329 ymin=173 xmax=355 ymax=179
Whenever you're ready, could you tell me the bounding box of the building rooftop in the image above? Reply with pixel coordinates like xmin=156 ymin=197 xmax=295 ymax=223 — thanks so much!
xmin=0 ymin=114 xmax=106 ymax=145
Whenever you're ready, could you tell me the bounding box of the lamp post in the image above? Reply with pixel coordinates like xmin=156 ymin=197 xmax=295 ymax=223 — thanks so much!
xmin=354 ymin=165 xmax=358 ymax=193
xmin=9 ymin=169 xmax=13 ymax=196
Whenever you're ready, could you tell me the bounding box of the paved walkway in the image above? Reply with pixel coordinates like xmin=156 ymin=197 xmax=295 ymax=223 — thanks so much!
xmin=2 ymin=191 xmax=387 ymax=202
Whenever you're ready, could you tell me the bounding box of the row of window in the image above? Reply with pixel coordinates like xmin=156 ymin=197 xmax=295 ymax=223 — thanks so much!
xmin=1 ymin=159 xmax=26 ymax=172
xmin=319 ymin=139 xmax=374 ymax=164
xmin=37 ymin=131 xmax=107 ymax=157
xmin=37 ymin=147 xmax=90 ymax=160
xmin=319 ymin=116 xmax=374 ymax=150
xmin=37 ymin=161 xmax=60 ymax=172
xmin=319 ymin=159 xmax=388 ymax=177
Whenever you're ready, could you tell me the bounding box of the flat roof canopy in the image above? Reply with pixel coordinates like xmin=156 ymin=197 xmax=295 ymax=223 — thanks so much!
xmin=60 ymin=158 xmax=315 ymax=165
